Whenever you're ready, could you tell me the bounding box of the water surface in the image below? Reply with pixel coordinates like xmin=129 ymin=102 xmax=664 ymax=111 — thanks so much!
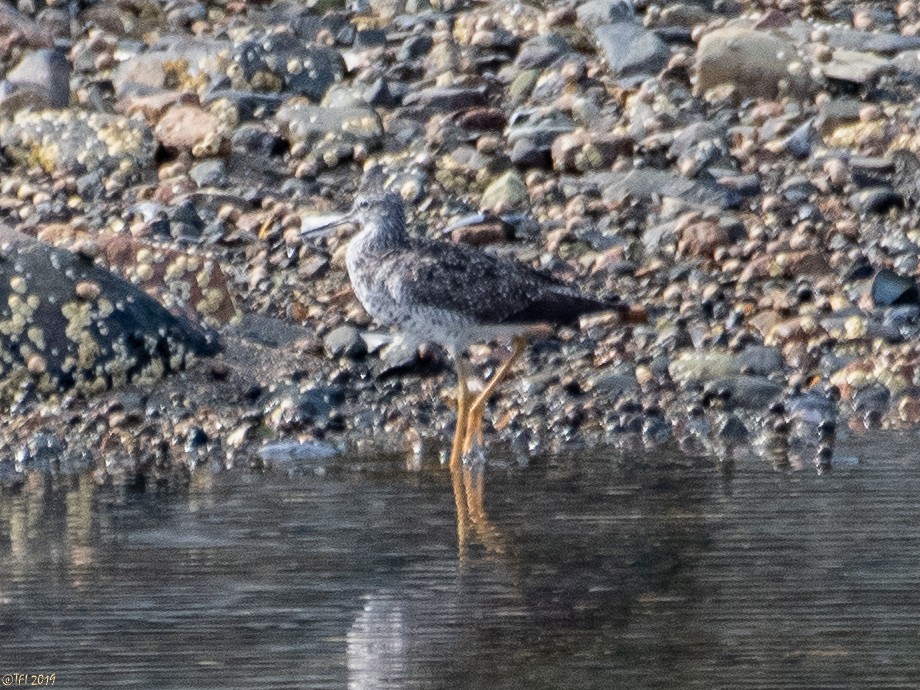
xmin=3 ymin=434 xmax=920 ymax=688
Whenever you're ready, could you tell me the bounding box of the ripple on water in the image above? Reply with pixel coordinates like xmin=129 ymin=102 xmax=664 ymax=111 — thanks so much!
xmin=3 ymin=432 xmax=920 ymax=688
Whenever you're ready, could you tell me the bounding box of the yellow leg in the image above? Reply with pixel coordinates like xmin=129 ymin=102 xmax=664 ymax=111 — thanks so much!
xmin=462 ymin=336 xmax=527 ymax=456
xmin=449 ymin=358 xmax=471 ymax=557
xmin=463 ymin=462 xmax=506 ymax=555
xmin=464 ymin=404 xmax=486 ymax=456
xmin=449 ymin=358 xmax=470 ymax=469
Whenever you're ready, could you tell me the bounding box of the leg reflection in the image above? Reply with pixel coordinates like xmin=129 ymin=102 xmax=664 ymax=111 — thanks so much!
xmin=449 ymin=456 xmax=508 ymax=560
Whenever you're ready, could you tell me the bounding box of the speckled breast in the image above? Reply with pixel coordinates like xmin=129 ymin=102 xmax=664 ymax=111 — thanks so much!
xmin=344 ymin=238 xmax=402 ymax=328
xmin=344 ymin=237 xmax=470 ymax=347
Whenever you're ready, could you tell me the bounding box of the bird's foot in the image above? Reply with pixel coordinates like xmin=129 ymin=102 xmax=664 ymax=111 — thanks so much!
xmin=463 ymin=438 xmax=486 ymax=466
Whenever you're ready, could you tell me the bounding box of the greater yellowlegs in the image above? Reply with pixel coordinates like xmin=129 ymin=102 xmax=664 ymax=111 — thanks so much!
xmin=304 ymin=168 xmax=638 ymax=465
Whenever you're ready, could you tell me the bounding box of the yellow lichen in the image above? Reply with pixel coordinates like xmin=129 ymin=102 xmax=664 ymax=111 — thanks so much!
xmin=135 ymin=263 xmax=155 ymax=281
xmin=97 ymin=298 xmax=114 ymax=318
xmin=195 ymin=287 xmax=225 ymax=315
xmin=27 ymin=326 xmax=45 ymax=350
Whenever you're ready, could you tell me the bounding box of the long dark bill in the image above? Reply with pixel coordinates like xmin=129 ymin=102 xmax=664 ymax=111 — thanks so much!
xmin=300 ymin=213 xmax=354 ymax=239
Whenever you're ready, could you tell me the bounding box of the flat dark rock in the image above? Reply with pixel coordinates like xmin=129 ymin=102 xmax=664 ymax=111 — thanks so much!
xmin=515 ymin=33 xmax=571 ymax=69
xmin=825 ymin=28 xmax=920 ymax=56
xmin=593 ymin=21 xmax=670 ymax=87
xmin=589 ymin=168 xmax=741 ymax=209
xmin=849 ymin=187 xmax=903 ymax=215
xmin=231 ymin=40 xmax=343 ymax=101
xmin=401 ymin=87 xmax=487 ymax=114
xmin=872 ymin=269 xmax=920 ymax=307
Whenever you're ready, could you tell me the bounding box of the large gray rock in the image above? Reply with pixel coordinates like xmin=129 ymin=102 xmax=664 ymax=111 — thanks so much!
xmin=3 ymin=48 xmax=70 ymax=108
xmin=593 ymin=21 xmax=670 ymax=87
xmin=595 ymin=168 xmax=741 ymax=209
xmin=276 ymin=103 xmax=383 ymax=147
xmin=694 ymin=27 xmax=814 ymax=99
xmin=0 ymin=228 xmax=218 ymax=408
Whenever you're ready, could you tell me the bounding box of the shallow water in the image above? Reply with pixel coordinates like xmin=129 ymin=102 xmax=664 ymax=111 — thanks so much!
xmin=3 ymin=433 xmax=920 ymax=689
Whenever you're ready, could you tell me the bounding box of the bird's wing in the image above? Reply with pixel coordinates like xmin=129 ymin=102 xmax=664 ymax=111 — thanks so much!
xmin=381 ymin=240 xmax=610 ymax=326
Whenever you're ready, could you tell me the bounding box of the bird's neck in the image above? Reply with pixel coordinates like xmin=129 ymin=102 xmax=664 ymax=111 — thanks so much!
xmin=357 ymin=214 xmax=409 ymax=252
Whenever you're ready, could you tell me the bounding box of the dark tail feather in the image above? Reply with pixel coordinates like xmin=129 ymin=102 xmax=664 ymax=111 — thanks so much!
xmin=505 ymin=291 xmax=643 ymax=326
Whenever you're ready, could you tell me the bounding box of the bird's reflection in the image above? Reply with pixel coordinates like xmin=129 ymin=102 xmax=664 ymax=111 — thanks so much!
xmin=449 ymin=457 xmax=508 ymax=561
xmin=346 ymin=593 xmax=408 ymax=690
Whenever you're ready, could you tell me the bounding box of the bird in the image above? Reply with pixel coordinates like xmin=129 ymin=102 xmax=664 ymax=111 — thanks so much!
xmin=303 ymin=167 xmax=641 ymax=467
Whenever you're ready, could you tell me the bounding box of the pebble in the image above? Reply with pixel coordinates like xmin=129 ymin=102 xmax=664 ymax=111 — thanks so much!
xmin=849 ymin=188 xmax=904 ymax=215
xmin=189 ymin=160 xmax=228 ymax=187
xmin=480 ymin=170 xmax=529 ymax=213
xmin=324 ymin=325 xmax=367 ymax=359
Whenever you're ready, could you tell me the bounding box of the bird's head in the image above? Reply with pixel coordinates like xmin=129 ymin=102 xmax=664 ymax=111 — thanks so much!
xmin=349 ymin=189 xmax=405 ymax=228
xmin=301 ymin=167 xmax=405 ymax=240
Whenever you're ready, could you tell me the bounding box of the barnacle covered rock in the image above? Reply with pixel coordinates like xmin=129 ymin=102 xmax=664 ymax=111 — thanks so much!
xmin=0 ymin=227 xmax=218 ymax=408
xmin=0 ymin=109 xmax=155 ymax=183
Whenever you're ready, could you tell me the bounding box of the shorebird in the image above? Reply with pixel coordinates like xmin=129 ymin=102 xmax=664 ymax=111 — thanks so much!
xmin=304 ymin=168 xmax=638 ymax=466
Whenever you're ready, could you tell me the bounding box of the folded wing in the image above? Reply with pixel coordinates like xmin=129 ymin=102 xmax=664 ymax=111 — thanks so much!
xmin=383 ymin=239 xmax=616 ymax=327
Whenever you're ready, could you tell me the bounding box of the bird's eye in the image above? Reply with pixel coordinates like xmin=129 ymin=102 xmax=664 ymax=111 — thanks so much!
xmin=358 ymin=199 xmax=370 ymax=209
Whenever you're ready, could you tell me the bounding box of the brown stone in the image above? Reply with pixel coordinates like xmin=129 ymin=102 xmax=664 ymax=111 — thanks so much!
xmin=118 ymin=90 xmax=198 ymax=122
xmin=551 ymin=131 xmax=633 ymax=172
xmin=739 ymin=255 xmax=771 ymax=282
xmin=26 ymin=354 xmax=46 ymax=375
xmin=784 ymin=250 xmax=832 ymax=276
xmin=75 ymin=280 xmax=101 ymax=301
xmin=676 ymin=221 xmax=729 ymax=258
xmin=754 ymin=9 xmax=792 ymax=29
xmin=451 ymin=221 xmax=510 ymax=246
xmin=0 ymin=4 xmax=52 ymax=52
xmin=748 ymin=309 xmax=782 ymax=337
xmin=898 ymin=396 xmax=920 ymax=424
xmin=154 ymin=104 xmax=222 ymax=153
xmin=765 ymin=316 xmax=826 ymax=347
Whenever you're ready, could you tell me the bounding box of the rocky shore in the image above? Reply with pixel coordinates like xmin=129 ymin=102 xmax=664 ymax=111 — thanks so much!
xmin=1 ymin=0 xmax=920 ymax=486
